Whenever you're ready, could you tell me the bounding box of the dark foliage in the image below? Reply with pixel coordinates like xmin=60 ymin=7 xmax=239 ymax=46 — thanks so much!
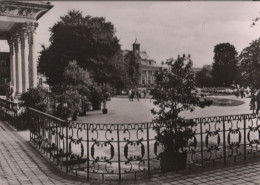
xmin=38 ymin=10 xmax=124 ymax=88
xmin=196 ymin=65 xmax=213 ymax=87
xmin=151 ymin=55 xmax=212 ymax=171
xmin=239 ymin=38 xmax=260 ymax=90
xmin=212 ymin=43 xmax=238 ymax=87
xmin=20 ymin=87 xmax=48 ymax=112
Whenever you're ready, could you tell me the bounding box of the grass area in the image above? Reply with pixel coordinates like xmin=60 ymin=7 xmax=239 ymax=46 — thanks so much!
xmin=205 ymin=97 xmax=245 ymax=106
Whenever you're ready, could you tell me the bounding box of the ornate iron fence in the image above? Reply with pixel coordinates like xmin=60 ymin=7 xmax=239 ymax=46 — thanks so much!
xmin=1 ymin=98 xmax=260 ymax=180
xmin=26 ymin=107 xmax=260 ymax=180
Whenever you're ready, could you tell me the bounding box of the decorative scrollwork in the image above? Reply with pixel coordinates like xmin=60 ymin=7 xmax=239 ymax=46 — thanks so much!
xmin=124 ymin=141 xmax=145 ymax=161
xmin=91 ymin=141 xmax=114 ymax=162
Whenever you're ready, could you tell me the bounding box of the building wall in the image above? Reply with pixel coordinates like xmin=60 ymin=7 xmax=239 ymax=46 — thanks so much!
xmin=130 ymin=40 xmax=161 ymax=88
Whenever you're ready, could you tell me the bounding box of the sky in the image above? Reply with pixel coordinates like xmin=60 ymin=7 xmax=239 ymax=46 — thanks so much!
xmin=2 ymin=1 xmax=260 ymax=68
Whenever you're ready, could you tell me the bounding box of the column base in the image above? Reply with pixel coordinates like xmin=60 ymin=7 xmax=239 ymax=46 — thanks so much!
xmin=15 ymin=92 xmax=21 ymax=100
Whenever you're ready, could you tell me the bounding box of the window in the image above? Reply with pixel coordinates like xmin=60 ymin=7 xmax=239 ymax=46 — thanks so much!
xmin=0 ymin=60 xmax=7 ymax=67
xmin=142 ymin=76 xmax=145 ymax=84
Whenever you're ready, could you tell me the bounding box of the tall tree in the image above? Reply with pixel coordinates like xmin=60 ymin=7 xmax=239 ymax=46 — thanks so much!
xmin=212 ymin=43 xmax=238 ymax=87
xmin=151 ymin=55 xmax=212 ymax=172
xmin=124 ymin=52 xmax=140 ymax=87
xmin=239 ymin=38 xmax=260 ymax=90
xmin=196 ymin=65 xmax=213 ymax=87
xmin=151 ymin=55 xmax=211 ymax=120
xmin=38 ymin=10 xmax=122 ymax=87
xmin=105 ymin=51 xmax=139 ymax=90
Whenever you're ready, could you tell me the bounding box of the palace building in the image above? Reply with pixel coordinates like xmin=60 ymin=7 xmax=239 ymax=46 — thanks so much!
xmin=124 ymin=39 xmax=161 ymax=88
xmin=0 ymin=1 xmax=53 ymax=96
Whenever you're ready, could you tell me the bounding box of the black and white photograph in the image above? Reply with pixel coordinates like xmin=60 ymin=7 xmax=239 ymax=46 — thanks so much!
xmin=1 ymin=1 xmax=260 ymax=184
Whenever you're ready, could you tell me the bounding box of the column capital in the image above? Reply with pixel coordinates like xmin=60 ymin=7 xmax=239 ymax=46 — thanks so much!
xmin=26 ymin=22 xmax=38 ymax=45
xmin=18 ymin=30 xmax=27 ymax=49
xmin=13 ymin=34 xmax=20 ymax=53
xmin=26 ymin=22 xmax=38 ymax=34
xmin=7 ymin=37 xmax=14 ymax=55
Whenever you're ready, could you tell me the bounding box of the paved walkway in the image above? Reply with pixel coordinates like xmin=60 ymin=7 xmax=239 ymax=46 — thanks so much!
xmin=77 ymin=96 xmax=251 ymax=124
xmin=2 ymin=120 xmax=260 ymax=185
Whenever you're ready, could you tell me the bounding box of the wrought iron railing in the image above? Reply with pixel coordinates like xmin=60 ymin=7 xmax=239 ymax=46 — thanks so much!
xmin=1 ymin=97 xmax=260 ymax=180
xmin=26 ymin=107 xmax=260 ymax=180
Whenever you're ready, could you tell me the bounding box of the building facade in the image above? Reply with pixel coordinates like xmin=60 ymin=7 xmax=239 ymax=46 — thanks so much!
xmin=124 ymin=39 xmax=161 ymax=89
xmin=0 ymin=1 xmax=52 ymax=96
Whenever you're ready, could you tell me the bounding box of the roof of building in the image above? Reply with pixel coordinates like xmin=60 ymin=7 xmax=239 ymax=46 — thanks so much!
xmin=17 ymin=1 xmax=50 ymax=5
xmin=140 ymin=65 xmax=162 ymax=70
xmin=139 ymin=51 xmax=149 ymax=60
xmin=192 ymin=68 xmax=202 ymax=73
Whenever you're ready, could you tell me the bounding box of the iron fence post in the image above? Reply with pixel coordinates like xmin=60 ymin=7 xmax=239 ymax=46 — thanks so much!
xmin=146 ymin=122 xmax=151 ymax=178
xmin=56 ymin=122 xmax=59 ymax=165
xmin=200 ymin=119 xmax=204 ymax=167
xmin=49 ymin=120 xmax=51 ymax=158
xmin=33 ymin=112 xmax=36 ymax=145
xmin=66 ymin=123 xmax=68 ymax=173
xmin=117 ymin=124 xmax=121 ymax=181
xmin=28 ymin=109 xmax=32 ymax=142
xmin=243 ymin=115 xmax=247 ymax=160
xmin=223 ymin=116 xmax=226 ymax=165
xmin=87 ymin=124 xmax=90 ymax=180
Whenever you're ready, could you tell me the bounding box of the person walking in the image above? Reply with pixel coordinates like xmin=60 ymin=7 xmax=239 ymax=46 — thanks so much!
xmin=131 ymin=90 xmax=134 ymax=101
xmin=256 ymin=90 xmax=260 ymax=114
xmin=250 ymin=94 xmax=256 ymax=114
xmin=241 ymin=87 xmax=244 ymax=98
xmin=236 ymin=87 xmax=240 ymax=98
xmin=128 ymin=89 xmax=132 ymax=101
xmin=143 ymin=90 xmax=147 ymax=99
xmin=137 ymin=90 xmax=140 ymax=101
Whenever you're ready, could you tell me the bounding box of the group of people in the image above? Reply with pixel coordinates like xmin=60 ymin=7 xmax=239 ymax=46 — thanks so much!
xmin=236 ymin=86 xmax=245 ymax=98
xmin=128 ymin=89 xmax=147 ymax=101
xmin=250 ymin=90 xmax=260 ymax=114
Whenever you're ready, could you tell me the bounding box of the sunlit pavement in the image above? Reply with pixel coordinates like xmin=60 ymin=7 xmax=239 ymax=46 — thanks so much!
xmin=78 ymin=96 xmax=251 ymax=123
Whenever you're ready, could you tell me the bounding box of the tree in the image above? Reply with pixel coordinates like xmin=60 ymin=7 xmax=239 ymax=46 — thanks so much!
xmin=53 ymin=89 xmax=83 ymax=120
xmin=124 ymin=51 xmax=140 ymax=87
xmin=53 ymin=61 xmax=106 ymax=113
xmin=151 ymin=55 xmax=211 ymax=120
xmin=239 ymin=38 xmax=260 ymax=90
xmin=105 ymin=51 xmax=139 ymax=90
xmin=38 ymin=10 xmax=122 ymax=87
xmin=63 ymin=60 xmax=92 ymax=87
xmin=212 ymin=43 xmax=238 ymax=87
xmin=151 ymin=55 xmax=212 ymax=172
xmin=196 ymin=65 xmax=213 ymax=87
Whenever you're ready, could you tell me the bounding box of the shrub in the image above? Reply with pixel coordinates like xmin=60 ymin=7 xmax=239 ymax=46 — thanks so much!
xmin=20 ymin=87 xmax=48 ymax=112
xmin=151 ymin=55 xmax=212 ymax=172
xmin=53 ymin=89 xmax=82 ymax=120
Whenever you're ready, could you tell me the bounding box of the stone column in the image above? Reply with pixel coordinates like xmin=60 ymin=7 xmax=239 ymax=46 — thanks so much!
xmin=20 ymin=28 xmax=29 ymax=93
xmin=14 ymin=35 xmax=22 ymax=95
xmin=146 ymin=70 xmax=148 ymax=85
xmin=28 ymin=22 xmax=38 ymax=88
xmin=7 ymin=37 xmax=16 ymax=93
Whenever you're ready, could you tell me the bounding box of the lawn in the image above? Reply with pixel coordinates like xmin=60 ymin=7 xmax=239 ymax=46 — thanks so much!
xmin=205 ymin=97 xmax=245 ymax=106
